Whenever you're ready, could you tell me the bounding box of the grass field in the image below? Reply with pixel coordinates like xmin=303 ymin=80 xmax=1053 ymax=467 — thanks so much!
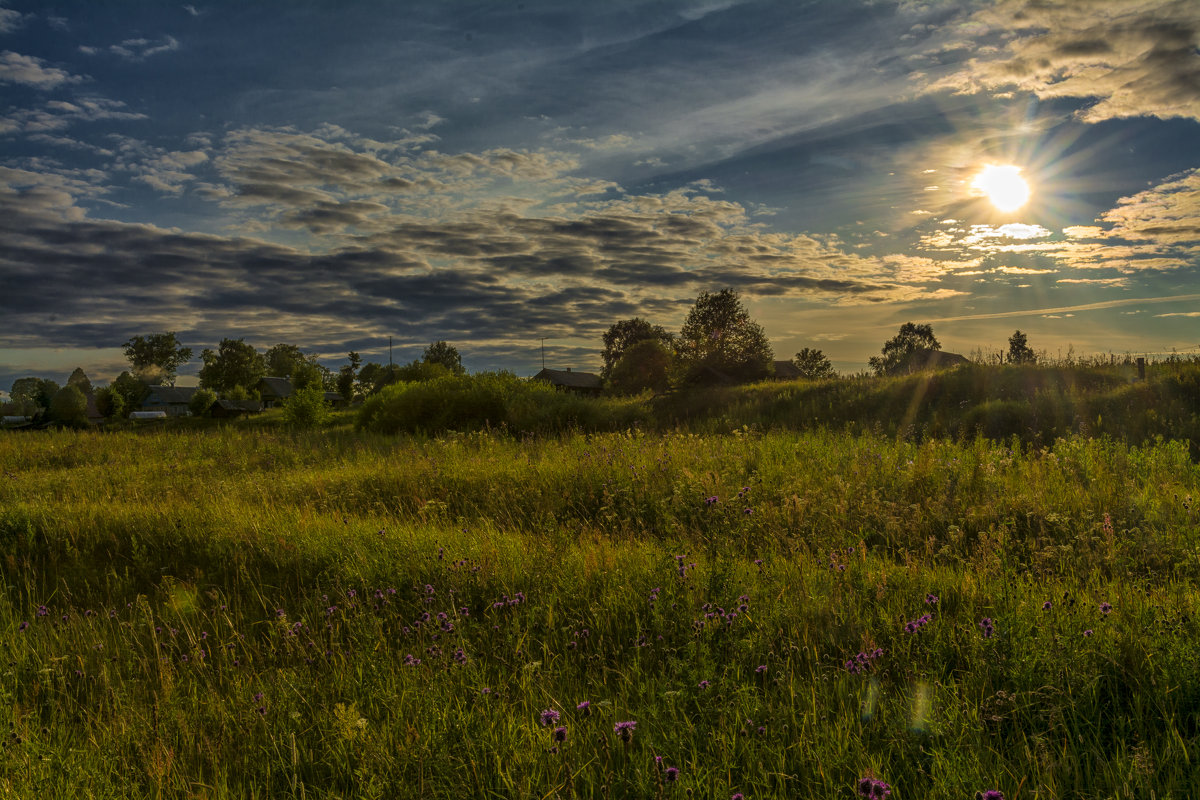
xmin=2 ymin=421 xmax=1199 ymax=798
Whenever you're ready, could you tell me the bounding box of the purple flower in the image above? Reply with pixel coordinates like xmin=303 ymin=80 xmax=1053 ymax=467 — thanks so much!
xmin=18 ymin=621 xmax=28 ymax=632
xmin=732 ymin=795 xmax=745 ymax=800
xmin=1042 ymin=600 xmax=1053 ymax=611
xmin=1100 ymin=602 xmax=1113 ymax=615
xmin=481 ymin=687 xmax=491 ymax=695
xmin=36 ymin=605 xmax=48 ymax=617
xmin=614 ymin=720 xmax=637 ymax=742
xmin=976 ymin=792 xmax=1006 ymax=800
xmin=540 ymin=708 xmax=561 ymax=727
xmin=576 ymin=700 xmax=591 ymax=715
xmin=925 ymin=593 xmax=939 ymax=605
xmin=704 ymin=495 xmax=719 ymax=507
xmin=1083 ymin=629 xmax=1094 ymax=637
xmin=698 ymin=680 xmax=710 ymax=689
xmin=664 ymin=766 xmax=679 ymax=781
xmin=857 ymin=777 xmax=892 ymax=798
xmin=979 ymin=617 xmax=995 ymax=638
xmin=755 ymin=664 xmax=767 ymax=674
xmin=553 ymin=726 xmax=567 ymax=742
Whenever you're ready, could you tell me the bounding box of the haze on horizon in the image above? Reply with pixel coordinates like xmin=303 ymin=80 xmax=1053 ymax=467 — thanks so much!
xmin=2 ymin=0 xmax=1199 ymax=388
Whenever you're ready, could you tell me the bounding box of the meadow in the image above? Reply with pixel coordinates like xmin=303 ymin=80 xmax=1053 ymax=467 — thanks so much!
xmin=2 ymin=395 xmax=1199 ymax=796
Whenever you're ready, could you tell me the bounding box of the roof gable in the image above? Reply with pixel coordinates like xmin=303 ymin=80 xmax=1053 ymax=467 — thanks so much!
xmin=533 ymin=368 xmax=603 ymax=389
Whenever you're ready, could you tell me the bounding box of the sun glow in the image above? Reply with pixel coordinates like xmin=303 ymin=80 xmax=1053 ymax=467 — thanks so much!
xmin=971 ymin=164 xmax=1031 ymax=212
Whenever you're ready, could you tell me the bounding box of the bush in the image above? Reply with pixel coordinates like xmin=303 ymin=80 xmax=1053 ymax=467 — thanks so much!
xmin=49 ymin=385 xmax=89 ymax=427
xmin=188 ymin=388 xmax=217 ymax=417
xmin=281 ymin=385 xmax=330 ymax=429
xmin=357 ymin=373 xmax=647 ymax=435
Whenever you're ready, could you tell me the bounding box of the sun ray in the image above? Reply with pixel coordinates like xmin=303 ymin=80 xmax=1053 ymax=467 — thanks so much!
xmin=971 ymin=164 xmax=1031 ymax=212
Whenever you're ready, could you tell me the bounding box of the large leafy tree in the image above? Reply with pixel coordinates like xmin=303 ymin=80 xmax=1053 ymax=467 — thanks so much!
xmin=608 ymin=339 xmax=674 ymax=395
xmin=110 ymin=371 xmax=150 ymax=412
xmin=49 ymin=385 xmax=88 ymax=426
xmin=676 ymin=289 xmax=773 ymax=383
xmin=122 ymin=332 xmax=192 ymax=385
xmin=422 ymin=341 xmax=465 ymax=375
xmin=868 ymin=323 xmax=941 ymax=376
xmin=264 ymin=344 xmax=308 ymax=379
xmin=337 ymin=351 xmax=362 ymax=401
xmin=1007 ymin=330 xmax=1036 ymax=364
xmin=66 ymin=367 xmax=93 ymax=395
xmin=199 ymin=339 xmax=266 ymax=395
xmin=793 ymin=348 xmax=836 ymax=380
xmin=601 ymin=318 xmax=673 ymax=380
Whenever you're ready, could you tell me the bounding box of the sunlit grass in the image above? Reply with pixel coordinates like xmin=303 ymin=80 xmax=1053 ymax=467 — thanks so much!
xmin=1 ymin=426 xmax=1198 ymax=797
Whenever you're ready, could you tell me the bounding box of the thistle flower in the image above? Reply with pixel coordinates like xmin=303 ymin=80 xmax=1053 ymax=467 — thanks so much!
xmin=553 ymin=726 xmax=567 ymax=742
xmin=1100 ymin=602 xmax=1112 ymax=615
xmin=755 ymin=664 xmax=767 ymax=674
xmin=576 ymin=700 xmax=591 ymax=715
xmin=614 ymin=720 xmax=637 ymax=742
xmin=975 ymin=792 xmax=1005 ymax=800
xmin=664 ymin=766 xmax=679 ymax=781
xmin=540 ymin=708 xmax=561 ymax=727
xmin=1042 ymin=601 xmax=1052 ymax=611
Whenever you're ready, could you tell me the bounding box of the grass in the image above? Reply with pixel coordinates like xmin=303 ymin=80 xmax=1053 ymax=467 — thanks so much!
xmin=1 ymin=424 xmax=1199 ymax=797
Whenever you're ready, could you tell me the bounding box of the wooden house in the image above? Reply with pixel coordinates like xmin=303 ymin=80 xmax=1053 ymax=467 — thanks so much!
xmin=140 ymin=386 xmax=197 ymax=416
xmin=532 ymin=368 xmax=604 ymax=395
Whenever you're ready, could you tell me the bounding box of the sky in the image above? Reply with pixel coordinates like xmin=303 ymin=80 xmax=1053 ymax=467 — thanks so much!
xmin=2 ymin=0 xmax=1199 ymax=389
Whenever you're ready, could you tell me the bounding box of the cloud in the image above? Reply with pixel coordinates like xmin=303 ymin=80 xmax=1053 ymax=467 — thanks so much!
xmin=183 ymin=5 xmax=201 ymax=17
xmin=0 ymin=97 xmax=147 ymax=134
xmin=0 ymin=6 xmax=23 ymax=33
xmin=1155 ymin=311 xmax=1200 ymax=317
xmin=920 ymin=0 xmax=1200 ymax=123
xmin=82 ymin=36 xmax=180 ymax=61
xmin=0 ymin=50 xmax=84 ymax=88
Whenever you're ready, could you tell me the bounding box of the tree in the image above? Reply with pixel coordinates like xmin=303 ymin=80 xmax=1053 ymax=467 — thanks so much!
xmin=337 ymin=352 xmax=362 ymax=402
xmin=1007 ymin=330 xmax=1036 ymax=364
xmin=608 ymin=339 xmax=674 ymax=394
xmin=601 ymin=319 xmax=673 ymax=380
xmin=676 ymin=289 xmax=774 ymax=383
xmin=10 ymin=377 xmax=57 ymax=411
xmin=422 ymin=341 xmax=465 ymax=375
xmin=189 ymin=388 xmax=217 ymax=417
xmin=122 ymin=332 xmax=192 ymax=385
xmin=49 ymin=385 xmax=88 ymax=426
xmin=793 ymin=348 xmax=836 ymax=380
xmin=66 ymin=367 xmax=93 ymax=395
xmin=93 ymin=386 xmax=125 ymax=419
xmin=356 ymin=362 xmax=388 ymax=395
xmin=264 ymin=343 xmax=308 ymax=378
xmin=111 ymin=371 xmax=150 ymax=413
xmin=868 ymin=323 xmax=941 ymax=376
xmin=199 ymin=339 xmax=266 ymax=395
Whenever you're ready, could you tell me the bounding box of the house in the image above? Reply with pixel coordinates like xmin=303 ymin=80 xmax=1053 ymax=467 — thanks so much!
xmin=258 ymin=377 xmax=293 ymax=407
xmin=85 ymin=392 xmax=105 ymax=424
xmin=323 ymin=391 xmax=348 ymax=409
xmin=772 ymin=360 xmax=802 ymax=380
xmin=532 ymin=368 xmax=604 ymax=395
xmin=140 ymin=385 xmax=197 ymax=416
xmin=210 ymin=399 xmax=263 ymax=418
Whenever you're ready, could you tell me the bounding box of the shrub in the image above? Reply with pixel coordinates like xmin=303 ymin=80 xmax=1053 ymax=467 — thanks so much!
xmin=188 ymin=388 xmax=217 ymax=417
xmin=281 ymin=385 xmax=330 ymax=429
xmin=49 ymin=385 xmax=89 ymax=427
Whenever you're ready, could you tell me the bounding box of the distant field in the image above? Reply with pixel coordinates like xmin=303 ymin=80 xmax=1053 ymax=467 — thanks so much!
xmin=2 ymin=426 xmax=1199 ymax=797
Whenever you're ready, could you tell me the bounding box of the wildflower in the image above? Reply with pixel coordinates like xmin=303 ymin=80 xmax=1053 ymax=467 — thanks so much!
xmin=254 ymin=692 xmax=264 ymax=702
xmin=1042 ymin=601 xmax=1052 ymax=611
xmin=540 ymin=709 xmax=561 ymax=727
xmin=698 ymin=680 xmax=710 ymax=689
xmin=553 ymin=726 xmax=567 ymax=742
xmin=979 ymin=617 xmax=995 ymax=638
xmin=732 ymin=795 xmax=745 ymax=800
xmin=1100 ymin=602 xmax=1113 ymax=615
xmin=36 ymin=605 xmax=48 ymax=617
xmin=925 ymin=593 xmax=939 ymax=606
xmin=576 ymin=700 xmax=591 ymax=715
xmin=975 ymin=792 xmax=1005 ymax=800
xmin=755 ymin=664 xmax=767 ymax=674
xmin=18 ymin=621 xmax=28 ymax=632
xmin=1083 ymin=629 xmax=1094 ymax=637
xmin=857 ymin=777 xmax=892 ymax=798
xmin=704 ymin=495 xmax=719 ymax=507
xmin=481 ymin=688 xmax=491 ymax=695
xmin=614 ymin=720 xmax=637 ymax=742
xmin=664 ymin=766 xmax=679 ymax=781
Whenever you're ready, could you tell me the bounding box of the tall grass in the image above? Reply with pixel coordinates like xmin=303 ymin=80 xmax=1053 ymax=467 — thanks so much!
xmin=1 ymin=427 xmax=1198 ymax=797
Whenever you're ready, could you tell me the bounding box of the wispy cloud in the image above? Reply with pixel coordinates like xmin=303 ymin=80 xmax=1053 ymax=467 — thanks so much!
xmin=0 ymin=5 xmax=23 ymax=34
xmin=81 ymin=35 xmax=179 ymax=61
xmin=925 ymin=294 xmax=1200 ymax=324
xmin=0 ymin=50 xmax=84 ymax=88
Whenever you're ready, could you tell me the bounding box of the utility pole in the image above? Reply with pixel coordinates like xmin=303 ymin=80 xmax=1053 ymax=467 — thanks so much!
xmin=388 ymin=336 xmax=393 ymax=369
xmin=540 ymin=337 xmax=549 ymax=370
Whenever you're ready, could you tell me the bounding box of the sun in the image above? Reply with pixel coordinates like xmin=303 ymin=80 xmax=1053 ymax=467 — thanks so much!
xmin=971 ymin=164 xmax=1031 ymax=213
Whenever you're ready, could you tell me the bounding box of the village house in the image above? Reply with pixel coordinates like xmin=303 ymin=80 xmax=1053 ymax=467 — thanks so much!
xmin=258 ymin=377 xmax=293 ymax=407
xmin=531 ymin=367 xmax=604 ymax=396
xmin=140 ymin=385 xmax=197 ymax=416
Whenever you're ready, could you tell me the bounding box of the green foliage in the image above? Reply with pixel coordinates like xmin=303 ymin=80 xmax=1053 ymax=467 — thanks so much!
xmin=1007 ymin=329 xmax=1036 ymax=364
xmin=122 ymin=332 xmax=192 ymax=385
xmin=199 ymin=338 xmax=266 ymax=394
xmin=66 ymin=367 xmax=93 ymax=395
xmin=869 ymin=322 xmax=941 ymax=376
xmin=48 ymin=384 xmax=88 ymax=426
xmin=792 ymin=347 xmax=836 ymax=379
xmin=422 ymin=340 xmax=465 ymax=374
xmin=110 ymin=371 xmax=149 ymax=413
xmin=93 ymin=386 xmax=125 ymax=419
xmin=676 ymin=289 xmax=773 ymax=383
xmin=10 ymin=376 xmax=59 ymax=411
xmin=188 ymin=388 xmax=217 ymax=417
xmin=357 ymin=372 xmax=644 ymax=435
xmin=224 ymin=384 xmax=257 ymax=402
xmin=608 ymin=338 xmax=673 ymax=394
xmin=601 ymin=318 xmax=673 ymax=379
xmin=281 ymin=385 xmax=331 ymax=428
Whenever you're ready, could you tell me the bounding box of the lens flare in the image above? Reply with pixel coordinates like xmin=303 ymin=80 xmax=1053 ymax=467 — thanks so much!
xmin=971 ymin=164 xmax=1031 ymax=212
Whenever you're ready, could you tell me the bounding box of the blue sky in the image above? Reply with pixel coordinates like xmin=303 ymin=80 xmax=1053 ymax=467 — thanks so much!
xmin=2 ymin=0 xmax=1199 ymax=387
